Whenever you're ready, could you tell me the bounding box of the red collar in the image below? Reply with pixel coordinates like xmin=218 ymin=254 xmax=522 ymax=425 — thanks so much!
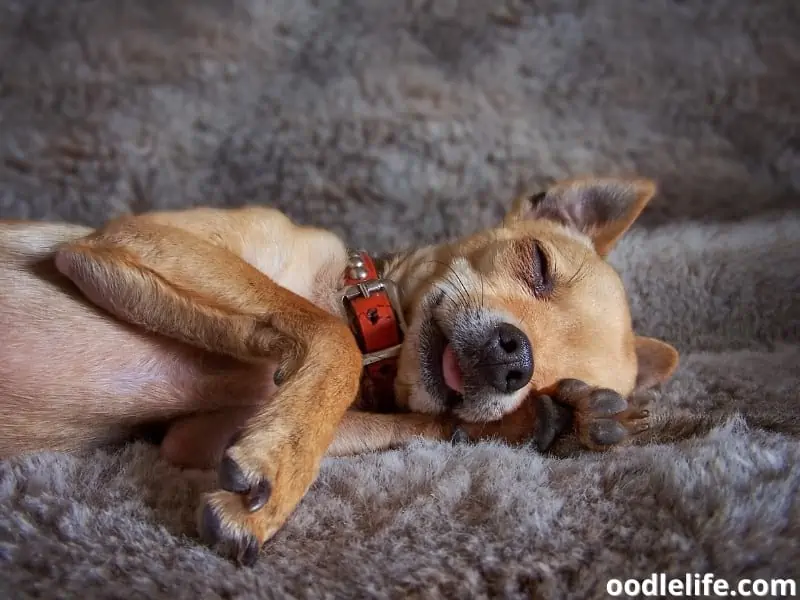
xmin=341 ymin=250 xmax=405 ymax=411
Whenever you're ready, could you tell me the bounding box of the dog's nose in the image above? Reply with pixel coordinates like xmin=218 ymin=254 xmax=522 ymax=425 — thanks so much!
xmin=475 ymin=323 xmax=533 ymax=394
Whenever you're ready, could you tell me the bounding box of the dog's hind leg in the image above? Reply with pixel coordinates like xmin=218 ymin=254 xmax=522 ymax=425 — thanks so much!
xmin=54 ymin=216 xmax=362 ymax=565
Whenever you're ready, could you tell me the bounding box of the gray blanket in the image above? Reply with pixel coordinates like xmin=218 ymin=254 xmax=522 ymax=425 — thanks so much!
xmin=1 ymin=1 xmax=798 ymax=598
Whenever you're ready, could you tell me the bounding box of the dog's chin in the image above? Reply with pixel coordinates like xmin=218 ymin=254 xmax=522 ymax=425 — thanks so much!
xmin=405 ymin=382 xmax=515 ymax=423
xmin=404 ymin=387 xmax=448 ymax=416
xmin=453 ymin=400 xmax=509 ymax=423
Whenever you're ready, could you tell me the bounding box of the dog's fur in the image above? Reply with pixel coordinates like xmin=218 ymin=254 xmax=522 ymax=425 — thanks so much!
xmin=0 ymin=176 xmax=678 ymax=564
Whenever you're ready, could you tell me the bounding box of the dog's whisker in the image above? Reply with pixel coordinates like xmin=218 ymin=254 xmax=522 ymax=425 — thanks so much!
xmin=424 ymin=257 xmax=472 ymax=310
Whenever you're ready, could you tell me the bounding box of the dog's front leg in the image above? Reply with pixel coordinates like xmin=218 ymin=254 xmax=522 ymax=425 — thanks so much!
xmin=202 ymin=341 xmax=360 ymax=565
xmin=441 ymin=394 xmax=574 ymax=452
xmin=325 ymin=411 xmax=459 ymax=456
xmin=323 ymin=397 xmax=574 ymax=456
xmin=54 ymin=220 xmax=362 ymax=565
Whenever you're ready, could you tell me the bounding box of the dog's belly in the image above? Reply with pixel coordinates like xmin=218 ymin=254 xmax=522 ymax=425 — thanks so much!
xmin=0 ymin=296 xmax=278 ymax=454
xmin=0 ymin=236 xmax=278 ymax=454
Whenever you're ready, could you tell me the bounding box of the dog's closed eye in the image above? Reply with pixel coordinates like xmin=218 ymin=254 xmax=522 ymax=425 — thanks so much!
xmin=513 ymin=240 xmax=552 ymax=298
xmin=530 ymin=242 xmax=553 ymax=297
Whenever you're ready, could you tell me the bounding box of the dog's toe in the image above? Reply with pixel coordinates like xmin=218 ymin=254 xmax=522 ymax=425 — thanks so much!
xmin=587 ymin=419 xmax=627 ymax=447
xmin=558 ymin=379 xmax=653 ymax=451
xmin=199 ymin=497 xmax=264 ymax=567
xmin=587 ymin=389 xmax=628 ymax=417
xmin=237 ymin=535 xmax=262 ymax=567
xmin=218 ymin=454 xmax=272 ymax=512
xmin=200 ymin=502 xmax=224 ymax=546
xmin=555 ymin=378 xmax=591 ymax=403
xmin=532 ymin=395 xmax=573 ymax=452
xmin=201 ymin=428 xmax=328 ymax=565
xmin=219 ymin=455 xmax=250 ymax=493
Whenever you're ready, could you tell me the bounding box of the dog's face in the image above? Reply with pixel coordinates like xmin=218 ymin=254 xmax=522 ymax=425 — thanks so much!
xmin=393 ymin=177 xmax=679 ymax=422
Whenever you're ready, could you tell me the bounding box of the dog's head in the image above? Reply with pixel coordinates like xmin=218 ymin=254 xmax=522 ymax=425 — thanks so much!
xmin=392 ymin=177 xmax=679 ymax=422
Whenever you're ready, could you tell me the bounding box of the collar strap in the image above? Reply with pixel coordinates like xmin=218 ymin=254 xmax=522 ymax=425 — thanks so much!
xmin=341 ymin=250 xmax=406 ymax=411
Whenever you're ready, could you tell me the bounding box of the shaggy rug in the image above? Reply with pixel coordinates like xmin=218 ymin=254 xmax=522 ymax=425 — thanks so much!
xmin=1 ymin=0 xmax=799 ymax=598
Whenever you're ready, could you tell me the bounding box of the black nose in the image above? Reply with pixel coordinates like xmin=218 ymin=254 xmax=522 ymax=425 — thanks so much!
xmin=475 ymin=323 xmax=533 ymax=394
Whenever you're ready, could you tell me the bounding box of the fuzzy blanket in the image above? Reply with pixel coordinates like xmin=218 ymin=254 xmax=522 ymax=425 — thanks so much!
xmin=1 ymin=1 xmax=799 ymax=598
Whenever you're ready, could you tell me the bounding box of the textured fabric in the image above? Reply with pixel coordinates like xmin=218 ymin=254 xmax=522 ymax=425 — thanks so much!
xmin=0 ymin=0 xmax=798 ymax=598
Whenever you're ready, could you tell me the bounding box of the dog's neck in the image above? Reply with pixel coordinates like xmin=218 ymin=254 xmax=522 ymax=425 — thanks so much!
xmin=327 ymin=244 xmax=441 ymax=411
xmin=323 ymin=245 xmax=442 ymax=317
xmin=375 ymin=245 xmax=442 ymax=313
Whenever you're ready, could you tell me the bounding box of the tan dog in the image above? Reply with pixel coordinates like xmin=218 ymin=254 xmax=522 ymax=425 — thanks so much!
xmin=0 ymin=177 xmax=678 ymax=564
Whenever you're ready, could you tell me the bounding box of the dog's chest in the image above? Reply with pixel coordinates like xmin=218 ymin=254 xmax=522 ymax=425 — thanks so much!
xmin=237 ymin=225 xmax=347 ymax=314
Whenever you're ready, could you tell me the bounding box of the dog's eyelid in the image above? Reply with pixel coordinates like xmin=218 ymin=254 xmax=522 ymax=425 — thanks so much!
xmin=529 ymin=240 xmax=554 ymax=297
xmin=533 ymin=242 xmax=548 ymax=272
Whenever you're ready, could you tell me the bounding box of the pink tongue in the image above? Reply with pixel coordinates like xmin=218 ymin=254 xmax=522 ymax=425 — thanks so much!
xmin=442 ymin=344 xmax=464 ymax=393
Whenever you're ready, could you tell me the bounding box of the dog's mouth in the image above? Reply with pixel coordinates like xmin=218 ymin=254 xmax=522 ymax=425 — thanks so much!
xmin=419 ymin=318 xmax=465 ymax=409
xmin=441 ymin=344 xmax=464 ymax=395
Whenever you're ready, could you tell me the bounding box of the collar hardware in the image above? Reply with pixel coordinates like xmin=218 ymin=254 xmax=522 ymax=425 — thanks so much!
xmin=341 ymin=249 xmax=405 ymax=409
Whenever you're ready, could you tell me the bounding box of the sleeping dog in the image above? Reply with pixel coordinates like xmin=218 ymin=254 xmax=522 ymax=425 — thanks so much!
xmin=0 ymin=176 xmax=678 ymax=564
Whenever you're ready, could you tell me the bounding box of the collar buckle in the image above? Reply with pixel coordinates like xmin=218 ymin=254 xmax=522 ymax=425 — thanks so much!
xmin=341 ymin=250 xmax=406 ymax=367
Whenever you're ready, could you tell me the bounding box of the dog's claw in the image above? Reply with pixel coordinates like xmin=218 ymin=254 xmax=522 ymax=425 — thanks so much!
xmin=219 ymin=455 xmax=250 ymax=493
xmin=629 ymin=417 xmax=650 ymax=434
xmin=246 ymin=479 xmax=272 ymax=512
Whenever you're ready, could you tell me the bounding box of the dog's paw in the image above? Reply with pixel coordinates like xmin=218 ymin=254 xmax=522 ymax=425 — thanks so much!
xmin=447 ymin=395 xmax=572 ymax=452
xmin=198 ymin=430 xmax=319 ymax=566
xmin=555 ymin=379 xmax=649 ymax=451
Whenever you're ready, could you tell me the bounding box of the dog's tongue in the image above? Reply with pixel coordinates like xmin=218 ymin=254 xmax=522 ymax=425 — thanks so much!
xmin=442 ymin=344 xmax=464 ymax=393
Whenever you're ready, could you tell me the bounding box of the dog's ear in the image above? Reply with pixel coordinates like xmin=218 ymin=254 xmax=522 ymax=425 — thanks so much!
xmin=508 ymin=178 xmax=657 ymax=256
xmin=633 ymin=336 xmax=679 ymax=391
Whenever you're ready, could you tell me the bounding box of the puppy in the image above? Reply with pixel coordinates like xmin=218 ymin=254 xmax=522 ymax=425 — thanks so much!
xmin=0 ymin=177 xmax=678 ymax=564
